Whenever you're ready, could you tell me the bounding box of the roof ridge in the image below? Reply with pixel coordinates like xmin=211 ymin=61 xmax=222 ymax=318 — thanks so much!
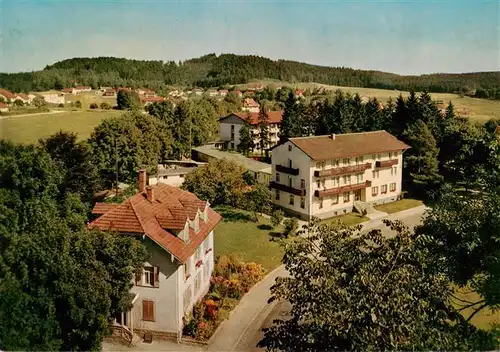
xmin=290 ymin=130 xmax=387 ymax=140
xmin=129 ymin=196 xmax=149 ymax=234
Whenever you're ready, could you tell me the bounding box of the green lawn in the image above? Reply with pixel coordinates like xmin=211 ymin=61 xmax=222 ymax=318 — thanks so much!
xmin=321 ymin=212 xmax=369 ymax=227
xmin=0 ymin=109 xmax=122 ymax=144
xmin=452 ymin=286 xmax=500 ymax=330
xmin=374 ymin=199 xmax=424 ymax=214
xmin=213 ymin=206 xmax=286 ymax=271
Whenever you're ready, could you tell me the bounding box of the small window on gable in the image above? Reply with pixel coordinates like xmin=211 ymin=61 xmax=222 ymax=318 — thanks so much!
xmin=288 ymin=144 xmax=292 ymax=152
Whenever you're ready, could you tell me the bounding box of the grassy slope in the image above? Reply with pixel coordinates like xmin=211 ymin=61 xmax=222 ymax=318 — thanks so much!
xmin=237 ymin=80 xmax=500 ymax=122
xmin=213 ymin=206 xmax=285 ymax=271
xmin=0 ymin=109 xmax=122 ymax=144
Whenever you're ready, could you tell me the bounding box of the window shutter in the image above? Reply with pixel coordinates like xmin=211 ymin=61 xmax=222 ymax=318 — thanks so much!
xmin=154 ymin=267 xmax=159 ymax=287
xmin=143 ymin=300 xmax=155 ymax=321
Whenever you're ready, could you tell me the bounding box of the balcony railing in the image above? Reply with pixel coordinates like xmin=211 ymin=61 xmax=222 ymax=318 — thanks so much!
xmin=314 ymin=162 xmax=372 ymax=177
xmin=276 ymin=164 xmax=300 ymax=176
xmin=375 ymin=159 xmax=398 ymax=168
xmin=270 ymin=181 xmax=306 ymax=196
xmin=314 ymin=180 xmax=372 ymax=198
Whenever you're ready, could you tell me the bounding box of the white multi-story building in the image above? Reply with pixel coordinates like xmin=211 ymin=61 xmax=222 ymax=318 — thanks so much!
xmin=270 ymin=131 xmax=410 ymax=220
xmin=218 ymin=111 xmax=283 ymax=152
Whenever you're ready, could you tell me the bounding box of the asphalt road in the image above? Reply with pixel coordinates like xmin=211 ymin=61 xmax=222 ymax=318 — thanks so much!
xmin=234 ymin=206 xmax=427 ymax=352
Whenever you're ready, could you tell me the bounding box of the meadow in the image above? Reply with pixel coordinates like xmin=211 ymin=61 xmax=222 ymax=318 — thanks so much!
xmin=237 ymin=80 xmax=500 ymax=123
xmin=0 ymin=109 xmax=122 ymax=144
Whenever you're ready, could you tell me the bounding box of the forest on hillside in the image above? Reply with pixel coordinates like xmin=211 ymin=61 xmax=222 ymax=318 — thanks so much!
xmin=1 ymin=54 xmax=499 ymax=99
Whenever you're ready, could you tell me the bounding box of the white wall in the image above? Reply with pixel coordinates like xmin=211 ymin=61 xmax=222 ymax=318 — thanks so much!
xmin=130 ymin=238 xmax=181 ymax=334
xmin=271 ymin=141 xmax=312 ymax=218
xmin=272 ymin=143 xmax=406 ymax=220
xmin=219 ymin=115 xmax=245 ymax=150
xmin=149 ymin=175 xmax=186 ymax=188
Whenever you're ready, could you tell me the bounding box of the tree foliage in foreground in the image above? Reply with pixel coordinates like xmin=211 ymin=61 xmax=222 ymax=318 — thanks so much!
xmin=89 ymin=111 xmax=172 ymax=187
xmin=39 ymin=131 xmax=102 ymax=202
xmin=416 ymin=162 xmax=500 ymax=316
xmin=258 ymin=219 xmax=476 ymax=351
xmin=0 ymin=141 xmax=148 ymax=351
xmin=181 ymin=158 xmax=248 ymax=206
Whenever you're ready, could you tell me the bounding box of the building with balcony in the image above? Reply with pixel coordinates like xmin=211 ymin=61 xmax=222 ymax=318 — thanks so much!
xmin=218 ymin=111 xmax=283 ymax=152
xmin=270 ymin=131 xmax=410 ymax=220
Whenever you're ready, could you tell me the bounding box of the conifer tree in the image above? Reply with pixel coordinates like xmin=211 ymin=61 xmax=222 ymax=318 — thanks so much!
xmin=279 ymin=91 xmax=303 ymax=143
xmin=403 ymin=120 xmax=443 ymax=199
xmin=237 ymin=116 xmax=254 ymax=156
xmin=258 ymin=104 xmax=270 ymax=156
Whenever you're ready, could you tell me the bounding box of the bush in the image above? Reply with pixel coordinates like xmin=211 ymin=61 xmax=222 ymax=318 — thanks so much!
xmin=58 ymin=103 xmax=64 ymax=108
xmin=89 ymin=103 xmax=98 ymax=109
xmin=100 ymin=102 xmax=111 ymax=110
xmin=271 ymin=209 xmax=284 ymax=228
xmin=13 ymin=100 xmax=24 ymax=107
xmin=75 ymin=100 xmax=82 ymax=108
xmin=183 ymin=256 xmax=265 ymax=341
xmin=283 ymin=217 xmax=299 ymax=237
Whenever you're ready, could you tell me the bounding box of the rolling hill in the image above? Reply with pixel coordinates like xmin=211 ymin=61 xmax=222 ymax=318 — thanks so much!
xmin=1 ymin=54 xmax=499 ymax=98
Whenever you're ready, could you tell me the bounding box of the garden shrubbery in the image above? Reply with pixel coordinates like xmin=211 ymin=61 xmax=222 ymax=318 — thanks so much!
xmin=183 ymin=254 xmax=266 ymax=341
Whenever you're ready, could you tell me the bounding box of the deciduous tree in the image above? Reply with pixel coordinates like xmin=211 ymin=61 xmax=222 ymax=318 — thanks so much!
xmin=258 ymin=219 xmax=470 ymax=351
xmin=181 ymin=158 xmax=248 ymax=206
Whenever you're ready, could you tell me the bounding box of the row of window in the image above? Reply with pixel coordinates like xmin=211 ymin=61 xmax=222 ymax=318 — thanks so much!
xmin=372 ymin=183 xmax=397 ymax=196
xmin=372 ymin=166 xmax=398 ymax=179
xmin=315 ymin=152 xmax=399 ymax=169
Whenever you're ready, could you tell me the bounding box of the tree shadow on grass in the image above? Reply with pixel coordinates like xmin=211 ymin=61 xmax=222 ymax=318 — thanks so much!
xmin=269 ymin=231 xmax=286 ymax=242
xmin=216 ymin=207 xmax=253 ymax=222
xmin=258 ymin=224 xmax=273 ymax=230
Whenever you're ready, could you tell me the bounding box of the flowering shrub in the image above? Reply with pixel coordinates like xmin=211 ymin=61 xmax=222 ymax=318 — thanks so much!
xmin=183 ymin=257 xmax=266 ymax=341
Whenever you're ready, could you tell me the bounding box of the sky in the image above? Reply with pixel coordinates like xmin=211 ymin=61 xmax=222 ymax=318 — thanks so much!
xmin=1 ymin=0 xmax=499 ymax=75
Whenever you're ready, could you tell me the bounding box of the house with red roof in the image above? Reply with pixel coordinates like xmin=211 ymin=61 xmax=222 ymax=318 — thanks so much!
xmin=74 ymin=86 xmax=92 ymax=93
xmin=14 ymin=93 xmax=30 ymax=104
xmin=0 ymin=88 xmax=15 ymax=102
xmin=140 ymin=96 xmax=166 ymax=106
xmin=62 ymin=87 xmax=76 ymax=95
xmin=88 ymin=170 xmax=221 ymax=342
xmin=218 ymin=110 xmax=283 ymax=151
xmin=242 ymin=98 xmax=260 ymax=113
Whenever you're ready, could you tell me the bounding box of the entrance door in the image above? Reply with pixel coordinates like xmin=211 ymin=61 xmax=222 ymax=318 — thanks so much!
xmin=354 ymin=190 xmax=361 ymax=201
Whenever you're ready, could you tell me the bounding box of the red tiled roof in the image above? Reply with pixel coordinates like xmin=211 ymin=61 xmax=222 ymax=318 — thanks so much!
xmin=62 ymin=88 xmax=74 ymax=92
xmin=141 ymin=96 xmax=165 ymax=103
xmin=0 ymin=88 xmax=15 ymax=99
xmin=88 ymin=183 xmax=222 ymax=263
xmin=286 ymin=131 xmax=411 ymax=160
xmin=243 ymin=98 xmax=259 ymax=107
xmin=92 ymin=202 xmax=120 ymax=215
xmin=224 ymin=110 xmax=283 ymax=125
xmin=0 ymin=102 xmax=8 ymax=108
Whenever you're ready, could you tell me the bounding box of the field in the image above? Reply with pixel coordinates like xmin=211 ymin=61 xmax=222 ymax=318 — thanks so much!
xmin=237 ymin=80 xmax=500 ymax=123
xmin=0 ymin=109 xmax=122 ymax=144
xmin=63 ymin=92 xmax=117 ymax=108
xmin=321 ymin=212 xmax=369 ymax=227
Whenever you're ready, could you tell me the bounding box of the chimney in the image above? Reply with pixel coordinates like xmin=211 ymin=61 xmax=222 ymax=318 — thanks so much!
xmin=138 ymin=169 xmax=146 ymax=193
xmin=146 ymin=186 xmax=155 ymax=203
xmin=330 ymin=134 xmax=336 ymax=140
